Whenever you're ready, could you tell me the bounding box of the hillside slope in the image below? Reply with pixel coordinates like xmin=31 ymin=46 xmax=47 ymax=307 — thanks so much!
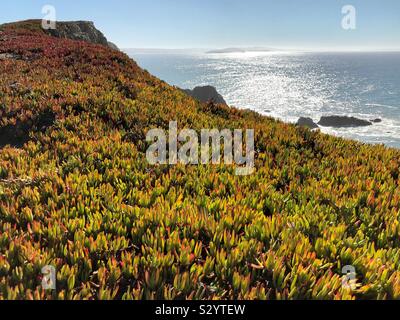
xmin=1 ymin=20 xmax=400 ymax=300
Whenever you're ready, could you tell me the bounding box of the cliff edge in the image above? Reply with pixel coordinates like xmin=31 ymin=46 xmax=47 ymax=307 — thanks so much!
xmin=0 ymin=19 xmax=118 ymax=50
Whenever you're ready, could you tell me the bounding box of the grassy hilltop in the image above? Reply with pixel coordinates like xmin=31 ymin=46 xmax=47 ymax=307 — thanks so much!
xmin=1 ymin=20 xmax=400 ymax=300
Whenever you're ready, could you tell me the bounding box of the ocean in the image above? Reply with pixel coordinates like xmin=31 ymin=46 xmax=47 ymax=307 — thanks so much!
xmin=127 ymin=50 xmax=400 ymax=149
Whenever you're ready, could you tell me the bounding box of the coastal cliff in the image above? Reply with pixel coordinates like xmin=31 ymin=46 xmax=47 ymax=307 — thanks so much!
xmin=0 ymin=19 xmax=118 ymax=49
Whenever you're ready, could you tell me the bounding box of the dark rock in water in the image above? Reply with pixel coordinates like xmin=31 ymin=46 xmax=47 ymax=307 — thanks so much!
xmin=318 ymin=116 xmax=372 ymax=127
xmin=297 ymin=117 xmax=319 ymax=129
xmin=183 ymin=86 xmax=227 ymax=104
xmin=370 ymin=118 xmax=382 ymax=123
xmin=47 ymin=21 xmax=117 ymax=49
xmin=264 ymin=110 xmax=271 ymax=113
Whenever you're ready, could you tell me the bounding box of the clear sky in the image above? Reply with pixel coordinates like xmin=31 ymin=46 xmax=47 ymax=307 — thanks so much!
xmin=1 ymin=0 xmax=399 ymax=50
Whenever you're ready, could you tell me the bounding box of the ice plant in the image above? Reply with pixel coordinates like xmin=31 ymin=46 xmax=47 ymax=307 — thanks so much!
xmin=0 ymin=20 xmax=400 ymax=300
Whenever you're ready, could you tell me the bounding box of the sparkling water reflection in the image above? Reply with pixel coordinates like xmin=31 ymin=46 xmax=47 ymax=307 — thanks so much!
xmin=128 ymin=51 xmax=400 ymax=148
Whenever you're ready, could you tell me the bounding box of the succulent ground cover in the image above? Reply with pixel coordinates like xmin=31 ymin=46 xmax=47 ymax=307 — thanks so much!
xmin=0 ymin=20 xmax=400 ymax=300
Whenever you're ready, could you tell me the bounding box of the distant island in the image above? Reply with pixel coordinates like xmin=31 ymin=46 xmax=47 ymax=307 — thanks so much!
xmin=207 ymin=47 xmax=276 ymax=54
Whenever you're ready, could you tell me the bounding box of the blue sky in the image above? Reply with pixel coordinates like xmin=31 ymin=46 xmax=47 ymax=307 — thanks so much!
xmin=1 ymin=0 xmax=399 ymax=50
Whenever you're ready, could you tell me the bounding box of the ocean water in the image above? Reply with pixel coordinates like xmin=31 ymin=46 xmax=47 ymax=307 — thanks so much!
xmin=127 ymin=51 xmax=400 ymax=148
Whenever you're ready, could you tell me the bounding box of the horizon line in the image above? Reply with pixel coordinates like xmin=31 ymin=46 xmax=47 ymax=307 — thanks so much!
xmin=122 ymin=47 xmax=400 ymax=53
